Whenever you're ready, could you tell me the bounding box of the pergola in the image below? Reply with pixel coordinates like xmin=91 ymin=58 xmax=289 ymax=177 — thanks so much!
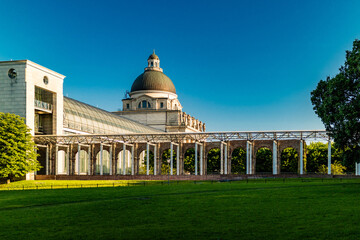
xmin=34 ymin=130 xmax=355 ymax=177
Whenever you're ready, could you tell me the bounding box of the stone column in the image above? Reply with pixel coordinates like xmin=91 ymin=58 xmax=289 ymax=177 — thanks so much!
xmin=328 ymin=140 xmax=332 ymax=175
xmin=299 ymin=140 xmax=304 ymax=175
xmin=272 ymin=140 xmax=278 ymax=175
xmin=195 ymin=143 xmax=198 ymax=175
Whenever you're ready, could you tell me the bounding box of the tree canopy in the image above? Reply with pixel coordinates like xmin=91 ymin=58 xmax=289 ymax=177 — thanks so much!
xmin=311 ymin=39 xmax=360 ymax=163
xmin=0 ymin=113 xmax=40 ymax=181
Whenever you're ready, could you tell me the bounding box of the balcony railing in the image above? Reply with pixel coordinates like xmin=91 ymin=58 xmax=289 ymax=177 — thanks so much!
xmin=34 ymin=99 xmax=53 ymax=112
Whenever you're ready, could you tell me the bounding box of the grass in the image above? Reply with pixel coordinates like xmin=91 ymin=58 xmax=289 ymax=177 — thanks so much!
xmin=0 ymin=179 xmax=359 ymax=239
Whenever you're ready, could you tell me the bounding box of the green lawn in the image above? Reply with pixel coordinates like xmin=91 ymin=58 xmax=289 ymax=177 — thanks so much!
xmin=0 ymin=179 xmax=359 ymax=240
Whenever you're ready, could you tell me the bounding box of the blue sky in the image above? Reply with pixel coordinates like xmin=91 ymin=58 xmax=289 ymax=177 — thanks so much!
xmin=1 ymin=0 xmax=360 ymax=131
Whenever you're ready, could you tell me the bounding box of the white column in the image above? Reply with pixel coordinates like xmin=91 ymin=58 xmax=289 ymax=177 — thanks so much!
xmin=328 ymin=140 xmax=332 ymax=175
xmin=176 ymin=144 xmax=180 ymax=176
xmin=100 ymin=144 xmax=103 ymax=176
xmin=249 ymin=142 xmax=253 ymax=174
xmin=200 ymin=144 xmax=203 ymax=176
xmin=356 ymin=162 xmax=360 ymax=176
xmin=146 ymin=143 xmax=149 ymax=176
xmin=246 ymin=141 xmax=249 ymax=175
xmin=272 ymin=141 xmax=278 ymax=175
xmin=55 ymin=145 xmax=58 ymax=175
xmin=66 ymin=147 xmax=70 ymax=175
xmin=131 ymin=145 xmax=134 ymax=175
xmin=87 ymin=146 xmax=91 ymax=175
xmin=300 ymin=140 xmax=304 ymax=175
xmin=224 ymin=143 xmax=228 ymax=174
xmin=127 ymin=151 xmax=130 ymax=171
xmin=220 ymin=143 xmax=224 ymax=174
xmin=109 ymin=145 xmax=113 ymax=176
xmin=45 ymin=145 xmax=49 ymax=175
xmin=123 ymin=143 xmax=126 ymax=175
xmin=154 ymin=145 xmax=157 ymax=176
xmin=170 ymin=143 xmax=174 ymax=175
xmin=195 ymin=143 xmax=198 ymax=175
xmin=77 ymin=144 xmax=81 ymax=175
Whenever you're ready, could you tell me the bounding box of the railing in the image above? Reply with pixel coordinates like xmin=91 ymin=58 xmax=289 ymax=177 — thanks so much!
xmin=34 ymin=99 xmax=52 ymax=112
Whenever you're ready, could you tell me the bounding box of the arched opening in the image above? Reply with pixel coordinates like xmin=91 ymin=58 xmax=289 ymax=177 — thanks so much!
xmin=138 ymin=150 xmax=154 ymax=175
xmin=57 ymin=150 xmax=67 ymax=174
xmin=231 ymin=147 xmax=246 ymax=174
xmin=184 ymin=148 xmax=199 ymax=175
xmin=96 ymin=150 xmax=110 ymax=175
xmin=161 ymin=149 xmax=177 ymax=175
xmin=75 ymin=150 xmax=89 ymax=174
xmin=207 ymin=148 xmax=220 ymax=174
xmin=255 ymin=147 xmax=272 ymax=173
xmin=280 ymin=147 xmax=299 ymax=174
xmin=118 ymin=150 xmax=132 ymax=175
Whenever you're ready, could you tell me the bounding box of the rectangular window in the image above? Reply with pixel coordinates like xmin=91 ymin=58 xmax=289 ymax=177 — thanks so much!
xmin=126 ymin=104 xmax=130 ymax=109
xmin=160 ymin=102 xmax=164 ymax=108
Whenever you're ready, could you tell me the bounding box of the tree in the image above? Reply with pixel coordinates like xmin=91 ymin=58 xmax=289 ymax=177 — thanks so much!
xmin=184 ymin=148 xmax=198 ymax=174
xmin=139 ymin=150 xmax=154 ymax=174
xmin=231 ymin=148 xmax=246 ymax=174
xmin=306 ymin=142 xmax=343 ymax=173
xmin=255 ymin=148 xmax=272 ymax=173
xmin=161 ymin=149 xmax=177 ymax=175
xmin=317 ymin=161 xmax=347 ymax=175
xmin=280 ymin=148 xmax=299 ymax=173
xmin=207 ymin=148 xmax=220 ymax=173
xmin=0 ymin=113 xmax=40 ymax=183
xmin=311 ymin=39 xmax=360 ymax=166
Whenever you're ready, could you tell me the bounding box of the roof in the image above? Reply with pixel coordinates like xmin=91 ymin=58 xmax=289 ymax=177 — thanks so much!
xmin=130 ymin=70 xmax=176 ymax=94
xmin=148 ymin=53 xmax=159 ymax=60
xmin=63 ymin=97 xmax=163 ymax=134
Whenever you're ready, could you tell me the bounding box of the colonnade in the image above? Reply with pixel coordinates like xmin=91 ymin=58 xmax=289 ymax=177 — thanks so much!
xmin=35 ymin=138 xmax=346 ymax=176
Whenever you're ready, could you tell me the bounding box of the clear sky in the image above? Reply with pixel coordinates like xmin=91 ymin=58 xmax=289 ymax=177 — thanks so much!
xmin=1 ymin=0 xmax=359 ymax=131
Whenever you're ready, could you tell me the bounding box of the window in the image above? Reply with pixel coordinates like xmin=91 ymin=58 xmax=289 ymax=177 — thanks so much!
xmin=126 ymin=103 xmax=130 ymax=109
xmin=43 ymin=76 xmax=49 ymax=85
xmin=139 ymin=100 xmax=151 ymax=109
xmin=8 ymin=68 xmax=17 ymax=79
xmin=160 ymin=102 xmax=164 ymax=108
xmin=155 ymin=62 xmax=158 ymax=67
xmin=150 ymin=62 xmax=154 ymax=67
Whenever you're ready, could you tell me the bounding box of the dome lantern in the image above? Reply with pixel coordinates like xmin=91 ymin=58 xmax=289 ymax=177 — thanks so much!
xmin=146 ymin=50 xmax=162 ymax=72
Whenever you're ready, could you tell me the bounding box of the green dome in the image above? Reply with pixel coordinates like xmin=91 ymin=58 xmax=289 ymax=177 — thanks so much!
xmin=131 ymin=70 xmax=176 ymax=94
xmin=148 ymin=53 xmax=159 ymax=60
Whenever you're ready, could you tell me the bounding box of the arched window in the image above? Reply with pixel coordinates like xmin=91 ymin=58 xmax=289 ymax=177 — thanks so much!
xmin=140 ymin=100 xmax=151 ymax=109
xmin=138 ymin=102 xmax=141 ymax=108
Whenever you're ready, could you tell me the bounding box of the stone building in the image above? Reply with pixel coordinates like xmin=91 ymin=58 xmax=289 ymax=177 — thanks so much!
xmin=113 ymin=52 xmax=205 ymax=133
xmin=0 ymin=59 xmax=170 ymax=136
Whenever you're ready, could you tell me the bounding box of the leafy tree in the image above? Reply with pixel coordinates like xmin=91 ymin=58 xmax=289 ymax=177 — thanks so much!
xmin=255 ymin=148 xmax=272 ymax=173
xmin=280 ymin=148 xmax=299 ymax=173
xmin=306 ymin=142 xmax=343 ymax=173
xmin=207 ymin=148 xmax=220 ymax=173
xmin=0 ymin=113 xmax=40 ymax=183
xmin=161 ymin=149 xmax=177 ymax=175
xmin=139 ymin=150 xmax=154 ymax=174
xmin=311 ymin=39 xmax=360 ymax=166
xmin=184 ymin=148 xmax=199 ymax=173
xmin=231 ymin=148 xmax=246 ymax=174
xmin=317 ymin=161 xmax=347 ymax=175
